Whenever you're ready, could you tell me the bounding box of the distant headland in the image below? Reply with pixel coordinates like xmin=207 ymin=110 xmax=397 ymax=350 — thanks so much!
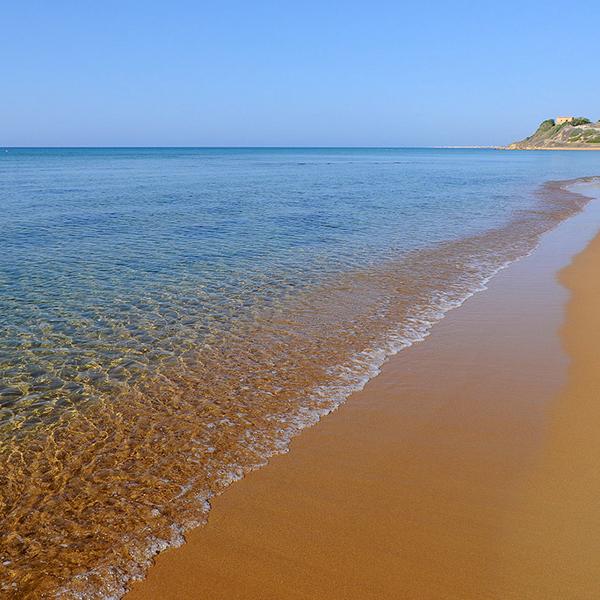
xmin=506 ymin=116 xmax=600 ymax=150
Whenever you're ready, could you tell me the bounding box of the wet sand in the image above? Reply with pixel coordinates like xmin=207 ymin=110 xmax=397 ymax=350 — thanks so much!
xmin=127 ymin=187 xmax=600 ymax=599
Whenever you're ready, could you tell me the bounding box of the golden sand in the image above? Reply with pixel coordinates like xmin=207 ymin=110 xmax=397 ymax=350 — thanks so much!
xmin=495 ymin=231 xmax=600 ymax=598
xmin=127 ymin=199 xmax=600 ymax=599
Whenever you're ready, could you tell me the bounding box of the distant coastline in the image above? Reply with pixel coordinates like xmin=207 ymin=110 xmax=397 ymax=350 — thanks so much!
xmin=505 ymin=116 xmax=600 ymax=150
xmin=504 ymin=146 xmax=600 ymax=151
xmin=432 ymin=145 xmax=497 ymax=149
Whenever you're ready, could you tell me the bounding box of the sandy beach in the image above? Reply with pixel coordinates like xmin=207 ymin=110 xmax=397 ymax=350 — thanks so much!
xmin=125 ymin=188 xmax=600 ymax=600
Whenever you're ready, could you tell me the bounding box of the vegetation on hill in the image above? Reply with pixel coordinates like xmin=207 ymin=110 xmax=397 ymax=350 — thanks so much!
xmin=508 ymin=117 xmax=600 ymax=149
xmin=569 ymin=117 xmax=591 ymax=126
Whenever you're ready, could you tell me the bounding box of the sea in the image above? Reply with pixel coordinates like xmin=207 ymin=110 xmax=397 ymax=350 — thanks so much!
xmin=1 ymin=147 xmax=598 ymax=598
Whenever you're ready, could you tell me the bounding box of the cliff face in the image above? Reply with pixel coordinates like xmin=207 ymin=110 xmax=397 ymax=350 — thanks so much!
xmin=508 ymin=118 xmax=600 ymax=149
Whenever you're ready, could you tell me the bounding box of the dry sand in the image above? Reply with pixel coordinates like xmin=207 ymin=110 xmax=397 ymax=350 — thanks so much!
xmin=127 ymin=189 xmax=600 ymax=600
xmin=496 ymin=227 xmax=600 ymax=598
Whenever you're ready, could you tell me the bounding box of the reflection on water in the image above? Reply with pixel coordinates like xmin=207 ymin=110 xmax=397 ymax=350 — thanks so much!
xmin=0 ymin=147 xmax=596 ymax=598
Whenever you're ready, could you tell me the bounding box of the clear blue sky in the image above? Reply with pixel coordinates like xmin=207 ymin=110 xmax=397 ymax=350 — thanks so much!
xmin=3 ymin=1 xmax=600 ymax=147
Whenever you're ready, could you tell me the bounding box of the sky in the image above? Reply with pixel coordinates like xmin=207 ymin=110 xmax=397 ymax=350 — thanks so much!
xmin=3 ymin=1 xmax=600 ymax=147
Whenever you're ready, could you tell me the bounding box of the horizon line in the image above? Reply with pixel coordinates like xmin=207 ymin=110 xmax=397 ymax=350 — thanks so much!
xmin=2 ymin=145 xmax=500 ymax=150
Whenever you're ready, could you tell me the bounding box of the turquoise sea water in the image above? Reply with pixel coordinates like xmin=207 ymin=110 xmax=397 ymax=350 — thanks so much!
xmin=0 ymin=148 xmax=598 ymax=598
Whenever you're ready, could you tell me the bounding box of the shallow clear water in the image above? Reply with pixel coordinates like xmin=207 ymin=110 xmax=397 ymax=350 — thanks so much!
xmin=0 ymin=148 xmax=598 ymax=598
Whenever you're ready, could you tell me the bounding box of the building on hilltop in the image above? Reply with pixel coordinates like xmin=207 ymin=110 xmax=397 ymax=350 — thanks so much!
xmin=556 ymin=116 xmax=575 ymax=125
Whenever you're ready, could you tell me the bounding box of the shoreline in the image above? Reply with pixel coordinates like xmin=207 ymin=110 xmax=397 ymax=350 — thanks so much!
xmin=5 ymin=173 xmax=596 ymax=598
xmin=126 ymin=184 xmax=600 ymax=599
xmin=502 ymin=146 xmax=600 ymax=151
